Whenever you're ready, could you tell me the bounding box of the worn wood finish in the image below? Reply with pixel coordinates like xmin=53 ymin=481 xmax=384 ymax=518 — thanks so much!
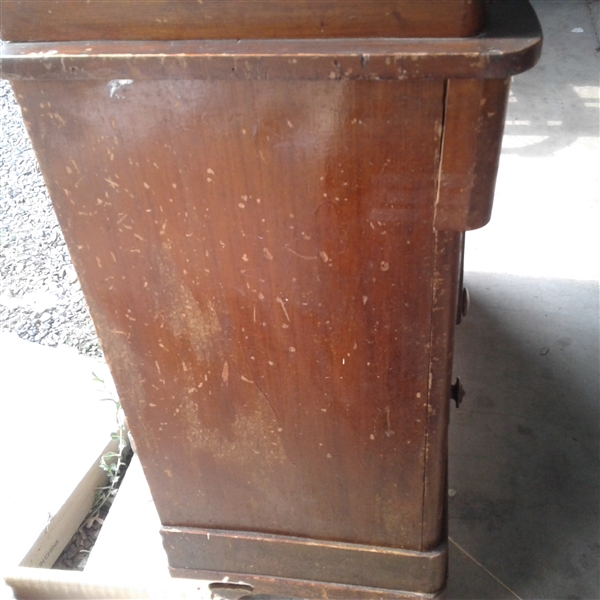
xmin=170 ymin=569 xmax=445 ymax=600
xmin=419 ymin=230 xmax=462 ymax=550
xmin=11 ymin=77 xmax=448 ymax=551
xmin=169 ymin=571 xmax=444 ymax=600
xmin=3 ymin=1 xmax=542 ymax=596
xmin=163 ymin=528 xmax=446 ymax=594
xmin=434 ymin=79 xmax=511 ymax=231
xmin=1 ymin=0 xmax=485 ymax=42
xmin=0 ymin=1 xmax=542 ymax=83
xmin=1 ymin=35 xmax=542 ymax=86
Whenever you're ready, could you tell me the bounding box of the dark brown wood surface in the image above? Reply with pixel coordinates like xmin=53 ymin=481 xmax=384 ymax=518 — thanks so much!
xmin=1 ymin=0 xmax=485 ymax=42
xmin=434 ymin=78 xmax=511 ymax=231
xmin=0 ymin=37 xmax=541 ymax=84
xmin=163 ymin=528 xmax=447 ymax=597
xmin=12 ymin=77 xmax=451 ymax=550
xmin=3 ymin=2 xmax=542 ymax=595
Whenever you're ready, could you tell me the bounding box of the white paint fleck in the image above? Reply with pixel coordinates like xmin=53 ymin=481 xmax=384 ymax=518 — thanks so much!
xmin=276 ymin=297 xmax=290 ymax=322
xmin=385 ymin=405 xmax=395 ymax=437
xmin=108 ymin=79 xmax=133 ymax=98
xmin=222 ymin=361 xmax=229 ymax=385
xmin=285 ymin=246 xmax=317 ymax=260
xmin=104 ymin=177 xmax=119 ymax=189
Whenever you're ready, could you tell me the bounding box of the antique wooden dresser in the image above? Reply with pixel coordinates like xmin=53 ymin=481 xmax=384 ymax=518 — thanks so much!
xmin=1 ymin=1 xmax=541 ymax=597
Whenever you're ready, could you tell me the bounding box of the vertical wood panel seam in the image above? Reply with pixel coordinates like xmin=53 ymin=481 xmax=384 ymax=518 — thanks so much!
xmin=420 ymin=79 xmax=448 ymax=551
xmin=432 ymin=79 xmax=450 ymax=232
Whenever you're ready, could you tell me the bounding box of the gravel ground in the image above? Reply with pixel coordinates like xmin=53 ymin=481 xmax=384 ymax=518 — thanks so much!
xmin=0 ymin=80 xmax=102 ymax=358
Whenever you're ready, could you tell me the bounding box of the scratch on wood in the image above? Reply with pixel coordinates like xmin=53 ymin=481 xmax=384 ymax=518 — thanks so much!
xmin=385 ymin=405 xmax=395 ymax=437
xmin=276 ymin=297 xmax=290 ymax=322
xmin=285 ymin=246 xmax=317 ymax=260
xmin=222 ymin=361 xmax=229 ymax=385
xmin=105 ymin=177 xmax=120 ymax=189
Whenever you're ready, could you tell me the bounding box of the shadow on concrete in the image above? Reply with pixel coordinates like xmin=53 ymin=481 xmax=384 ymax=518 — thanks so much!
xmin=447 ymin=273 xmax=599 ymax=600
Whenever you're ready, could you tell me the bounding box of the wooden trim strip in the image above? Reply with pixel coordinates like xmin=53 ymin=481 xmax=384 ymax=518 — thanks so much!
xmin=0 ymin=37 xmax=541 ymax=82
xmin=420 ymin=230 xmax=462 ymax=549
xmin=169 ymin=567 xmax=446 ymax=600
xmin=161 ymin=527 xmax=447 ymax=595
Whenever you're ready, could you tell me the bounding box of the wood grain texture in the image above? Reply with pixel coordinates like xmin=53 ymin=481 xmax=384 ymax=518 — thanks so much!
xmin=162 ymin=527 xmax=446 ymax=594
xmin=434 ymin=79 xmax=511 ymax=231
xmin=3 ymin=2 xmax=542 ymax=594
xmin=0 ymin=36 xmax=541 ymax=83
xmin=169 ymin=568 xmax=445 ymax=600
xmin=0 ymin=0 xmax=542 ymax=83
xmin=12 ymin=77 xmax=452 ymax=551
xmin=419 ymin=230 xmax=462 ymax=549
xmin=1 ymin=0 xmax=485 ymax=42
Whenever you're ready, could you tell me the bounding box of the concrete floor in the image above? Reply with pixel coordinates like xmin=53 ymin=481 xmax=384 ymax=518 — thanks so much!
xmin=1 ymin=1 xmax=598 ymax=598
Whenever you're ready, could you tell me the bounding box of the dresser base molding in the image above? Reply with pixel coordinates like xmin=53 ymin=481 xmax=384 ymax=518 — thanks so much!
xmin=162 ymin=527 xmax=447 ymax=599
